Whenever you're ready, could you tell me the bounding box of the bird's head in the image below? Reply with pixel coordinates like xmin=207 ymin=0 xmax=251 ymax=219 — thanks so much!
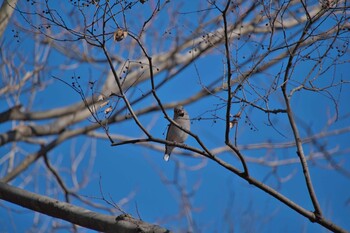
xmin=174 ymin=105 xmax=185 ymax=117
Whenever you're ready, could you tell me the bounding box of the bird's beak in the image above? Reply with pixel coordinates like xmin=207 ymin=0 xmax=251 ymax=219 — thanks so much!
xmin=178 ymin=109 xmax=185 ymax=117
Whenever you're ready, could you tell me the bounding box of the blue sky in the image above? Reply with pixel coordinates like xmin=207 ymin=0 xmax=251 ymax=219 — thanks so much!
xmin=1 ymin=0 xmax=350 ymax=232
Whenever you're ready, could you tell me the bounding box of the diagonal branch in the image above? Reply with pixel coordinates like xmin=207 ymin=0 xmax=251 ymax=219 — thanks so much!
xmin=0 ymin=182 xmax=169 ymax=233
xmin=280 ymin=8 xmax=328 ymax=217
xmin=0 ymin=0 xmax=19 ymax=38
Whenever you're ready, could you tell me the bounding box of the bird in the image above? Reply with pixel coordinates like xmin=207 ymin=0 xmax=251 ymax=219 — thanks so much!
xmin=164 ymin=105 xmax=190 ymax=161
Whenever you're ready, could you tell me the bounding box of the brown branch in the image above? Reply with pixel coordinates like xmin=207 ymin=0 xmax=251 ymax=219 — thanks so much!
xmin=107 ymin=130 xmax=349 ymax=232
xmin=221 ymin=0 xmax=249 ymax=177
xmin=0 ymin=127 xmax=85 ymax=182
xmin=101 ymin=44 xmax=151 ymax=138
xmin=0 ymin=182 xmax=169 ymax=233
xmin=0 ymin=0 xmax=18 ymax=38
xmin=280 ymin=8 xmax=327 ymax=217
xmin=0 ymin=102 xmax=87 ymax=123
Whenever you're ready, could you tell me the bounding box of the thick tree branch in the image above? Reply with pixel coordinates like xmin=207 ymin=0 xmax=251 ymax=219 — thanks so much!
xmin=0 ymin=182 xmax=169 ymax=233
xmin=0 ymin=0 xmax=18 ymax=38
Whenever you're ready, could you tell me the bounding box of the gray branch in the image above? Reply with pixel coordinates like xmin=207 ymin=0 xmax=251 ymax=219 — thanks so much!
xmin=0 ymin=0 xmax=18 ymax=38
xmin=0 ymin=182 xmax=170 ymax=233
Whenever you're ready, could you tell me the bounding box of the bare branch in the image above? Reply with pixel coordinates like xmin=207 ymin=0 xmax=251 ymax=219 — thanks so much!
xmin=0 ymin=182 xmax=169 ymax=233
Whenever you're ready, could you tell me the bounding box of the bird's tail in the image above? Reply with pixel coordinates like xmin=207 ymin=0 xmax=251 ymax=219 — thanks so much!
xmin=163 ymin=154 xmax=170 ymax=161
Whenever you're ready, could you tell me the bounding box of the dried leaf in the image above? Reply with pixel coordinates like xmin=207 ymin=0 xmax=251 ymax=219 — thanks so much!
xmin=230 ymin=119 xmax=238 ymax=129
xmin=114 ymin=29 xmax=128 ymax=42
xmin=104 ymin=107 xmax=113 ymax=114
